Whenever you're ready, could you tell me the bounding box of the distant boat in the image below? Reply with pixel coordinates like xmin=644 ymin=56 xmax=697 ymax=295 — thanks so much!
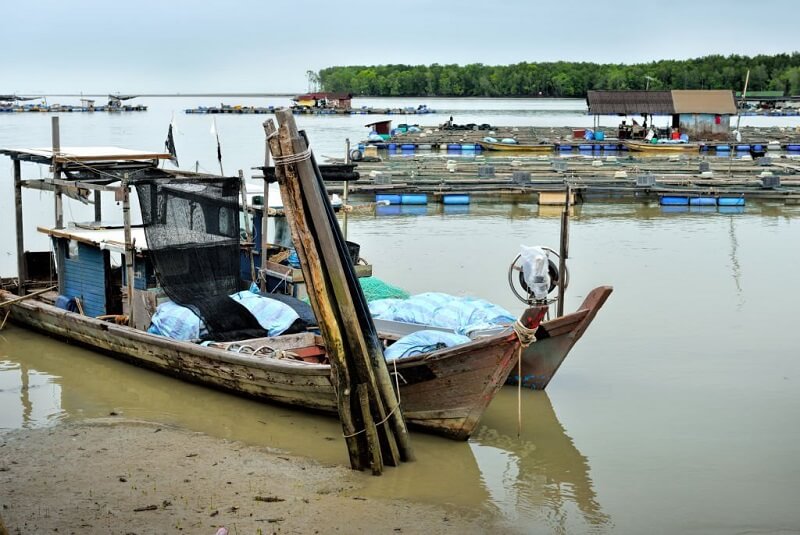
xmin=478 ymin=140 xmax=555 ymax=152
xmin=623 ymin=140 xmax=700 ymax=153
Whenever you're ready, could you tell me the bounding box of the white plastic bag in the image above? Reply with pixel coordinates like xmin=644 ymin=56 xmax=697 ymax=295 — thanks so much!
xmin=520 ymin=245 xmax=550 ymax=300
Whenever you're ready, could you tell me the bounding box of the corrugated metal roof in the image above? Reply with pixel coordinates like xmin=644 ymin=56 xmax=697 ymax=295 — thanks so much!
xmin=587 ymin=91 xmax=674 ymax=115
xmin=671 ymin=90 xmax=737 ymax=114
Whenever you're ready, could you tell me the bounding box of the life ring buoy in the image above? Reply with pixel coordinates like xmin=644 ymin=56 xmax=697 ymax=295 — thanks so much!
xmin=350 ymin=149 xmax=363 ymax=162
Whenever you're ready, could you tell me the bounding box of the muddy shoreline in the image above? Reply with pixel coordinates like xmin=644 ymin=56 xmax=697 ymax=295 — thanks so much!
xmin=0 ymin=419 xmax=503 ymax=534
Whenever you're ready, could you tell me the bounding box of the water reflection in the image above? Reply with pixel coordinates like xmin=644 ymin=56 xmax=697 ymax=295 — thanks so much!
xmin=470 ymin=389 xmax=612 ymax=532
xmin=0 ymin=325 xmax=608 ymax=531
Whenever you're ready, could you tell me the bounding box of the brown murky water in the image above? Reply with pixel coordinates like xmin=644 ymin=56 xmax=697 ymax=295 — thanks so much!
xmin=3 ymin=201 xmax=800 ymax=533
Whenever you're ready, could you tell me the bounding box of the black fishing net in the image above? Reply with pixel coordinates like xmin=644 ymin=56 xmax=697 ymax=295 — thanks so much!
xmin=136 ymin=178 xmax=267 ymax=341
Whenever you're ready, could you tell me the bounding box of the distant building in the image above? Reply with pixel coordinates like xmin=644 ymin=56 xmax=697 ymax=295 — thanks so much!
xmin=586 ymin=90 xmax=738 ymax=141
xmin=292 ymin=92 xmax=353 ymax=110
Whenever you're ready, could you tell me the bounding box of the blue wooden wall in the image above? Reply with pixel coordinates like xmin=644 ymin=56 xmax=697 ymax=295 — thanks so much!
xmin=59 ymin=239 xmax=107 ymax=317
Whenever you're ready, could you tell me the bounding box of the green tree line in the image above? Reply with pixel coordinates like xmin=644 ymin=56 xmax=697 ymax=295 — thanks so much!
xmin=316 ymin=53 xmax=800 ymax=98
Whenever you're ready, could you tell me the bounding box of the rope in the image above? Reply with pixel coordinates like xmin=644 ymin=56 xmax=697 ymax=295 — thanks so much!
xmin=272 ymin=148 xmax=312 ymax=166
xmin=512 ymin=318 xmax=538 ymax=347
xmin=341 ymin=358 xmax=404 ymax=440
xmin=342 ymin=401 xmax=401 ymax=439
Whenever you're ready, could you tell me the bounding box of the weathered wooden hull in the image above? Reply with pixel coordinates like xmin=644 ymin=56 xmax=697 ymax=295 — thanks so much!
xmin=478 ymin=141 xmax=555 ymax=152
xmin=1 ymin=290 xmax=522 ymax=440
xmin=623 ymin=140 xmax=699 ymax=153
xmin=512 ymin=286 xmax=613 ymax=389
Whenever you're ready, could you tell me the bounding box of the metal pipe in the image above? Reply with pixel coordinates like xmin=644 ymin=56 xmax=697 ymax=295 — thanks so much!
xmin=13 ymin=159 xmax=26 ymax=295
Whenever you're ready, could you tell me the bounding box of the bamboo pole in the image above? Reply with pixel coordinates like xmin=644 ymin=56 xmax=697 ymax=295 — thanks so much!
xmin=13 ymin=158 xmax=26 ymax=296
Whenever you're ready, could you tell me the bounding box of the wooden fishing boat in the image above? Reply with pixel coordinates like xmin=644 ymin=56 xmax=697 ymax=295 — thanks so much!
xmin=478 ymin=140 xmax=555 ymax=152
xmin=623 ymin=140 xmax=700 ymax=153
xmin=0 ymin=142 xmax=552 ymax=442
xmin=0 ymin=287 xmax=540 ymax=440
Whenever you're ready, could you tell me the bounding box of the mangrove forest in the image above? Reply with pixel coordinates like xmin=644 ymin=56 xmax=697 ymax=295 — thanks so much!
xmin=315 ymin=53 xmax=800 ymax=98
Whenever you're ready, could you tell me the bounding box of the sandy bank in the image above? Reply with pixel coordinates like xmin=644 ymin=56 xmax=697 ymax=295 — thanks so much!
xmin=0 ymin=419 xmax=498 ymax=534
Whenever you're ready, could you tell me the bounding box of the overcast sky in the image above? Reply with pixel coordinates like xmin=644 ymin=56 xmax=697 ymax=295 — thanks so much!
xmin=2 ymin=0 xmax=797 ymax=94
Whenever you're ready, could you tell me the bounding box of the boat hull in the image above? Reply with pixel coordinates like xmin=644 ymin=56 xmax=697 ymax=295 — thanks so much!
xmin=623 ymin=141 xmax=699 ymax=153
xmin=512 ymin=286 xmax=613 ymax=389
xmin=478 ymin=141 xmax=555 ymax=152
xmin=1 ymin=290 xmax=522 ymax=440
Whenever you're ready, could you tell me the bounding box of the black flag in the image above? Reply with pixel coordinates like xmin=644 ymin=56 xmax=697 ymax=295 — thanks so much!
xmin=164 ymin=123 xmax=178 ymax=166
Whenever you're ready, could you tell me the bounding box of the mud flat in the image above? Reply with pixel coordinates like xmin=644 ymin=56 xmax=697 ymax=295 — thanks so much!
xmin=0 ymin=419 xmax=500 ymax=534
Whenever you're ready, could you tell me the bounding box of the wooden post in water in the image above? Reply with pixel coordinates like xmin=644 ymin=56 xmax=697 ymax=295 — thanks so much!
xmin=13 ymin=158 xmax=26 ymax=296
xmin=265 ymin=110 xmax=413 ymax=471
xmin=557 ymin=184 xmax=570 ymax=317
xmin=51 ymin=117 xmax=63 ymax=229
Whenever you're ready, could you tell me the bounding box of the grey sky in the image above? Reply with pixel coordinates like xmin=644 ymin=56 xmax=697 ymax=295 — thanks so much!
xmin=3 ymin=0 xmax=797 ymax=94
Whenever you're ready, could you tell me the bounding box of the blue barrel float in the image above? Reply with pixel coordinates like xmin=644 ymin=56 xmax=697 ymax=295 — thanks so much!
xmin=447 ymin=144 xmax=462 ymax=151
xmin=660 ymin=196 xmax=689 ymax=206
xmin=787 ymin=144 xmax=800 ymax=151
xmin=718 ymin=197 xmax=745 ymax=206
xmin=558 ymin=144 xmax=573 ymax=151
xmin=461 ymin=143 xmax=476 ymax=151
xmin=716 ymin=145 xmax=731 ymax=152
xmin=400 ymin=144 xmax=416 ymax=151
xmin=401 ymin=193 xmax=428 ymax=205
xmin=690 ymin=197 xmax=717 ymax=206
xmin=736 ymin=145 xmax=751 ymax=151
xmin=388 ymin=143 xmax=397 ymax=151
xmin=443 ymin=194 xmax=470 ymax=205
xmin=578 ymin=144 xmax=593 ymax=151
xmin=376 ymin=193 xmax=402 ymax=205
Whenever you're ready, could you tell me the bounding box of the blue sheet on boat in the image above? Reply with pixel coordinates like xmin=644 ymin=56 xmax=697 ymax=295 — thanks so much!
xmin=369 ymin=292 xmax=515 ymax=336
xmin=384 ymin=330 xmax=471 ymax=360
xmin=148 ymin=291 xmax=300 ymax=341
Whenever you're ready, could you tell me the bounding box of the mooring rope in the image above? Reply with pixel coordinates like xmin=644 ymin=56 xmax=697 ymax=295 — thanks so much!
xmin=512 ymin=315 xmax=539 ymax=438
xmin=341 ymin=358 xmax=403 ymax=439
xmin=272 ymin=148 xmax=312 ymax=166
xmin=512 ymin=318 xmax=538 ymax=347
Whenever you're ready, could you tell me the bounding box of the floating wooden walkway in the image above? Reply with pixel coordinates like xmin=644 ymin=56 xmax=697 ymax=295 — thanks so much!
xmin=0 ymin=104 xmax=147 ymax=113
xmin=184 ymin=105 xmax=436 ymax=115
xmin=327 ymin=152 xmax=800 ymax=205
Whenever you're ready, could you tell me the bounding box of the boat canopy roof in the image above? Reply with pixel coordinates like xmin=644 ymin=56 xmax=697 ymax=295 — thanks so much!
xmin=0 ymin=146 xmax=173 ymax=164
xmin=38 ymin=225 xmax=148 ymax=253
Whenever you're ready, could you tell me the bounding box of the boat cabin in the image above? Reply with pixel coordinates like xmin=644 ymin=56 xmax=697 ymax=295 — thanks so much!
xmin=587 ymin=89 xmax=737 ymax=141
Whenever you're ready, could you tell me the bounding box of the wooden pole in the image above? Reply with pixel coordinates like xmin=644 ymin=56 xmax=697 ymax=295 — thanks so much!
xmin=13 ymin=158 xmax=26 ymax=296
xmin=261 ymin=135 xmax=271 ymax=292
xmin=122 ymin=177 xmax=135 ymax=326
xmin=273 ymin=110 xmax=412 ymax=465
xmin=264 ymin=120 xmax=366 ymax=470
xmin=357 ymin=383 xmax=383 ymax=475
xmin=557 ymin=184 xmax=570 ymax=317
xmin=51 ymin=117 xmax=63 ymax=229
xmin=284 ymin=116 xmax=403 ymax=466
xmin=94 ymin=189 xmax=102 ymax=222
xmin=239 ymin=169 xmax=257 ymax=284
xmin=342 ymin=138 xmax=350 ymax=240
